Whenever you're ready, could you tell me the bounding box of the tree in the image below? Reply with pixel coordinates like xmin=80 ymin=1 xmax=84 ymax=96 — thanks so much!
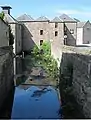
xmin=30 ymin=41 xmax=59 ymax=79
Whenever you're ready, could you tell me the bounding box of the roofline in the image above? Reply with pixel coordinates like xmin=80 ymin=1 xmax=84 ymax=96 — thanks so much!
xmin=17 ymin=20 xmax=77 ymax=23
xmin=77 ymin=26 xmax=83 ymax=28
xmin=50 ymin=21 xmax=63 ymax=23
xmin=63 ymin=21 xmax=77 ymax=23
xmin=17 ymin=20 xmax=50 ymax=22
xmin=77 ymin=21 xmax=89 ymax=28
xmin=9 ymin=22 xmax=19 ymax=24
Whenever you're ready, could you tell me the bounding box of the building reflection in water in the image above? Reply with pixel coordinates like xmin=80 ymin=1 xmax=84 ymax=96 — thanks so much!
xmin=0 ymin=56 xmax=24 ymax=119
xmin=0 ymin=85 xmax=15 ymax=119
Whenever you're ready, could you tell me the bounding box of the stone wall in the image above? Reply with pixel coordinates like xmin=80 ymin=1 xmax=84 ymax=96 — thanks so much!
xmin=22 ymin=21 xmax=64 ymax=51
xmin=0 ymin=46 xmax=14 ymax=109
xmin=10 ymin=23 xmax=22 ymax=54
xmin=59 ymin=45 xmax=91 ymax=118
xmin=65 ymin=22 xmax=77 ymax=46
xmin=0 ymin=19 xmax=9 ymax=47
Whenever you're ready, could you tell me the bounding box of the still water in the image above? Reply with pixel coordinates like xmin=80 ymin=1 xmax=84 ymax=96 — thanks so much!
xmin=11 ymin=85 xmax=61 ymax=119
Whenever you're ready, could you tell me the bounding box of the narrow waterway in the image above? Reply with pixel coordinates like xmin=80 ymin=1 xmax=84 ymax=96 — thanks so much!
xmin=11 ymin=85 xmax=61 ymax=119
xmin=0 ymin=56 xmax=61 ymax=119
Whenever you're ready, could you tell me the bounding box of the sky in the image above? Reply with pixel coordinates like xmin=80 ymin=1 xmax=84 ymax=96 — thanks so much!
xmin=0 ymin=0 xmax=91 ymax=21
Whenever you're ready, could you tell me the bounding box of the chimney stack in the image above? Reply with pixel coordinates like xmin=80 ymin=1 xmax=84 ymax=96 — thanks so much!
xmin=1 ymin=6 xmax=12 ymax=15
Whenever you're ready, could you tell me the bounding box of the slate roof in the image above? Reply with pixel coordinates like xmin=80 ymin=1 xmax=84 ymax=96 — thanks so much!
xmin=4 ymin=14 xmax=18 ymax=23
xmin=51 ymin=17 xmax=63 ymax=22
xmin=36 ymin=16 xmax=49 ymax=21
xmin=17 ymin=14 xmax=34 ymax=21
xmin=59 ymin=14 xmax=76 ymax=22
xmin=77 ymin=22 xmax=87 ymax=28
xmin=74 ymin=18 xmax=80 ymax=22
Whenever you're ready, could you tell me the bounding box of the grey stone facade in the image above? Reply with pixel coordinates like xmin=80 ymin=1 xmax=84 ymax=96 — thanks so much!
xmin=0 ymin=46 xmax=14 ymax=109
xmin=60 ymin=46 xmax=91 ymax=118
xmin=0 ymin=18 xmax=9 ymax=47
xmin=1 ymin=6 xmax=22 ymax=55
xmin=21 ymin=21 xmax=64 ymax=51
xmin=17 ymin=14 xmax=77 ymax=51
xmin=77 ymin=21 xmax=91 ymax=45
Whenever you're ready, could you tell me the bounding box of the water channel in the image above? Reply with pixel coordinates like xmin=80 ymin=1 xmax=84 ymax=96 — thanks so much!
xmin=11 ymin=85 xmax=61 ymax=119
xmin=0 ymin=56 xmax=62 ymax=119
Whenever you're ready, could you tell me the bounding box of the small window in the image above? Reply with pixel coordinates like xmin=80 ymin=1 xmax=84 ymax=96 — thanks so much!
xmin=87 ymin=41 xmax=90 ymax=44
xmin=55 ymin=23 xmax=58 ymax=28
xmin=87 ymin=28 xmax=90 ymax=30
xmin=55 ymin=31 xmax=58 ymax=36
xmin=40 ymin=30 xmax=43 ymax=35
xmin=19 ymin=40 xmax=21 ymax=46
xmin=70 ymin=29 xmax=74 ymax=34
xmin=40 ymin=40 xmax=43 ymax=45
xmin=64 ymin=26 xmax=67 ymax=32
xmin=6 ymin=31 xmax=7 ymax=36
xmin=64 ymin=38 xmax=67 ymax=45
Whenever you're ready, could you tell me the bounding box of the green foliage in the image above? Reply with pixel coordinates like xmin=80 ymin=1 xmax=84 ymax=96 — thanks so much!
xmin=9 ymin=25 xmax=14 ymax=45
xmin=40 ymin=41 xmax=51 ymax=55
xmin=0 ymin=12 xmax=4 ymax=19
xmin=27 ymin=41 xmax=59 ymax=79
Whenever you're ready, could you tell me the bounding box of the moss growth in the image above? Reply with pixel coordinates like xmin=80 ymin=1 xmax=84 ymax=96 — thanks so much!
xmin=0 ymin=12 xmax=4 ymax=20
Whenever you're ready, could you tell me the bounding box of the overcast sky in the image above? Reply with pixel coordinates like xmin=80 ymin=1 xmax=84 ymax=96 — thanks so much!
xmin=0 ymin=0 xmax=91 ymax=21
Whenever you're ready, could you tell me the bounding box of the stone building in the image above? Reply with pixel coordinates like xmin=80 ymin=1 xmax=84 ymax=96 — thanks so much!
xmin=17 ymin=14 xmax=77 ymax=52
xmin=59 ymin=14 xmax=77 ymax=46
xmin=0 ymin=18 xmax=9 ymax=47
xmin=1 ymin=6 xmax=23 ymax=76
xmin=1 ymin=6 xmax=22 ymax=55
xmin=77 ymin=21 xmax=91 ymax=45
xmin=17 ymin=15 xmax=50 ymax=51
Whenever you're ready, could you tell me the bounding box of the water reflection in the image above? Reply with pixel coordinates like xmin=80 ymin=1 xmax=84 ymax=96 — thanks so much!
xmin=0 ymin=86 xmax=15 ymax=119
xmin=12 ymin=56 xmax=61 ymax=119
xmin=14 ymin=57 xmax=23 ymax=75
xmin=11 ymin=85 xmax=61 ymax=119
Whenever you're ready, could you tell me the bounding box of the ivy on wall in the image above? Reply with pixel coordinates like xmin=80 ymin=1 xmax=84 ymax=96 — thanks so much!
xmin=0 ymin=12 xmax=4 ymax=19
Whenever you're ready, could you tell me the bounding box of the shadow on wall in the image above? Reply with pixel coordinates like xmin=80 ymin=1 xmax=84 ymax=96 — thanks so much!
xmin=15 ymin=57 xmax=23 ymax=75
xmin=64 ymin=26 xmax=76 ymax=46
xmin=22 ymin=24 xmax=37 ymax=52
xmin=59 ymin=52 xmax=85 ymax=119
xmin=0 ymin=85 xmax=15 ymax=119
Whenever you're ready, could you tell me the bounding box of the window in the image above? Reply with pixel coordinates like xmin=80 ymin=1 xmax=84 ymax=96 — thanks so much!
xmin=40 ymin=40 xmax=43 ymax=45
xmin=18 ymin=40 xmax=21 ymax=46
xmin=55 ymin=23 xmax=58 ymax=28
xmin=6 ymin=31 xmax=7 ymax=36
xmin=87 ymin=41 xmax=90 ymax=44
xmin=87 ymin=28 xmax=90 ymax=30
xmin=64 ymin=26 xmax=67 ymax=32
xmin=70 ymin=29 xmax=74 ymax=34
xmin=40 ymin=30 xmax=43 ymax=35
xmin=64 ymin=38 xmax=67 ymax=45
xmin=55 ymin=31 xmax=58 ymax=36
